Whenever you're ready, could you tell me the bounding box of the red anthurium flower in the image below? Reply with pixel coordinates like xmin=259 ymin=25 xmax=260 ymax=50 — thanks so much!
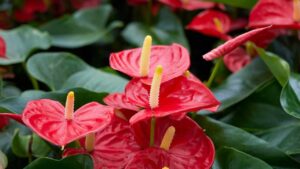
xmin=63 ymin=116 xmax=140 ymax=169
xmin=22 ymin=91 xmax=114 ymax=146
xmin=158 ymin=0 xmax=218 ymax=11
xmin=126 ymin=116 xmax=215 ymax=169
xmin=70 ymin=0 xmax=101 ymax=10
xmin=249 ymin=0 xmax=300 ymax=29
xmin=125 ymin=68 xmax=219 ymax=124
xmin=103 ymin=93 xmax=140 ymax=120
xmin=187 ymin=10 xmax=232 ymax=40
xmin=127 ymin=0 xmax=148 ymax=5
xmin=0 ymin=113 xmax=23 ymax=125
xmin=110 ymin=36 xmax=190 ymax=85
xmin=14 ymin=0 xmax=47 ymax=23
xmin=223 ymin=47 xmax=251 ymax=72
xmin=0 ymin=116 xmax=9 ymax=129
xmin=0 ymin=36 xmax=6 ymax=58
xmin=203 ymin=26 xmax=273 ymax=61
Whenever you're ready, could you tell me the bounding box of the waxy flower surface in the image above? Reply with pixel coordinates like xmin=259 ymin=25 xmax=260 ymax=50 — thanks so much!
xmin=0 ymin=36 xmax=6 ymax=58
xmin=187 ymin=10 xmax=232 ymax=40
xmin=110 ymin=36 xmax=190 ymax=85
xmin=249 ymin=0 xmax=300 ymax=29
xmin=63 ymin=116 xmax=140 ymax=169
xmin=126 ymin=116 xmax=215 ymax=169
xmin=22 ymin=92 xmax=114 ymax=146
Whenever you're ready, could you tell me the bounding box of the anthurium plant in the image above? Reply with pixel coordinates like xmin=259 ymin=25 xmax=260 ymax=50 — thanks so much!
xmin=0 ymin=0 xmax=300 ymax=169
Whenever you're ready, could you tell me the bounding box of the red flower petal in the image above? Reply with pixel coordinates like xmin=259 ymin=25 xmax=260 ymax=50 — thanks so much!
xmin=14 ymin=0 xmax=47 ymax=22
xmin=64 ymin=116 xmax=140 ymax=169
xmin=0 ymin=36 xmax=6 ymax=58
xmin=223 ymin=48 xmax=251 ymax=72
xmin=203 ymin=25 xmax=272 ymax=61
xmin=0 ymin=113 xmax=23 ymax=124
xmin=70 ymin=0 xmax=101 ymax=10
xmin=125 ymin=76 xmax=220 ymax=124
xmin=110 ymin=44 xmax=190 ymax=85
xmin=186 ymin=10 xmax=231 ymax=40
xmin=128 ymin=116 xmax=215 ymax=169
xmin=249 ymin=0 xmax=300 ymax=29
xmin=0 ymin=116 xmax=9 ymax=129
xmin=158 ymin=0 xmax=217 ymax=11
xmin=103 ymin=93 xmax=140 ymax=120
xmin=22 ymin=99 xmax=113 ymax=146
xmin=230 ymin=18 xmax=248 ymax=32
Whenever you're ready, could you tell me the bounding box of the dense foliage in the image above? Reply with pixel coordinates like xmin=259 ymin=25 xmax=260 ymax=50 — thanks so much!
xmin=0 ymin=0 xmax=300 ymax=168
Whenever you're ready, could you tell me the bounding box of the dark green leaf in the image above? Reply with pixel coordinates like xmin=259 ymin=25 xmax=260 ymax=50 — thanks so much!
xmin=12 ymin=129 xmax=30 ymax=158
xmin=40 ymin=5 xmax=122 ymax=48
xmin=27 ymin=52 xmax=89 ymax=91
xmin=200 ymin=58 xmax=273 ymax=113
xmin=208 ymin=0 xmax=257 ymax=9
xmin=256 ymin=47 xmax=290 ymax=87
xmin=0 ymin=88 xmax=107 ymax=114
xmin=122 ymin=7 xmax=189 ymax=49
xmin=62 ymin=68 xmax=128 ymax=93
xmin=24 ymin=155 xmax=93 ymax=169
xmin=222 ymin=81 xmax=298 ymax=131
xmin=31 ymin=134 xmax=51 ymax=158
xmin=0 ymin=25 xmax=51 ymax=65
xmin=257 ymin=124 xmax=300 ymax=155
xmin=280 ymin=73 xmax=300 ymax=119
xmin=196 ymin=116 xmax=300 ymax=168
xmin=213 ymin=147 xmax=272 ymax=169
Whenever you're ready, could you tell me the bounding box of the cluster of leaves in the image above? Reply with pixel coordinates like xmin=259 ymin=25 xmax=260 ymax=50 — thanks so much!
xmin=0 ymin=0 xmax=299 ymax=168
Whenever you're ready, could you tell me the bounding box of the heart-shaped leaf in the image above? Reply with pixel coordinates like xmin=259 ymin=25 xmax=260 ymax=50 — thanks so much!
xmin=27 ymin=52 xmax=128 ymax=92
xmin=40 ymin=5 xmax=122 ymax=48
xmin=26 ymin=52 xmax=89 ymax=91
xmin=213 ymin=147 xmax=272 ymax=169
xmin=209 ymin=0 xmax=257 ymax=9
xmin=122 ymin=7 xmax=189 ymax=50
xmin=24 ymin=155 xmax=93 ymax=169
xmin=0 ymin=25 xmax=51 ymax=65
xmin=280 ymin=73 xmax=300 ymax=119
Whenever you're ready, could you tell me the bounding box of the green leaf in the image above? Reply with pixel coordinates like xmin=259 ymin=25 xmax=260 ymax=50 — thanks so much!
xmin=122 ymin=7 xmax=189 ymax=50
xmin=40 ymin=5 xmax=122 ymax=48
xmin=0 ymin=88 xmax=107 ymax=114
xmin=27 ymin=52 xmax=128 ymax=92
xmin=12 ymin=129 xmax=30 ymax=158
xmin=200 ymin=58 xmax=273 ymax=113
xmin=213 ymin=147 xmax=272 ymax=169
xmin=280 ymin=73 xmax=300 ymax=119
xmin=24 ymin=155 xmax=93 ymax=169
xmin=222 ymin=81 xmax=298 ymax=132
xmin=256 ymin=47 xmax=290 ymax=87
xmin=0 ymin=150 xmax=7 ymax=169
xmin=27 ymin=52 xmax=89 ymax=91
xmin=62 ymin=68 xmax=128 ymax=93
xmin=0 ymin=25 xmax=51 ymax=65
xmin=196 ymin=116 xmax=300 ymax=168
xmin=257 ymin=124 xmax=300 ymax=155
xmin=208 ymin=0 xmax=258 ymax=9
xmin=31 ymin=134 xmax=51 ymax=158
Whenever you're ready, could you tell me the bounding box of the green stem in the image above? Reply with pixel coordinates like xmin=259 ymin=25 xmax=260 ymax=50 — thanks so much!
xmin=149 ymin=116 xmax=156 ymax=146
xmin=22 ymin=63 xmax=39 ymax=90
xmin=206 ymin=59 xmax=222 ymax=88
xmin=146 ymin=0 xmax=152 ymax=25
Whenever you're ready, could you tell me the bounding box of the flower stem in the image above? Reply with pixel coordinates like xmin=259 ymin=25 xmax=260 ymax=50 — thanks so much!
xmin=149 ymin=116 xmax=156 ymax=146
xmin=206 ymin=58 xmax=222 ymax=88
xmin=22 ymin=63 xmax=39 ymax=90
